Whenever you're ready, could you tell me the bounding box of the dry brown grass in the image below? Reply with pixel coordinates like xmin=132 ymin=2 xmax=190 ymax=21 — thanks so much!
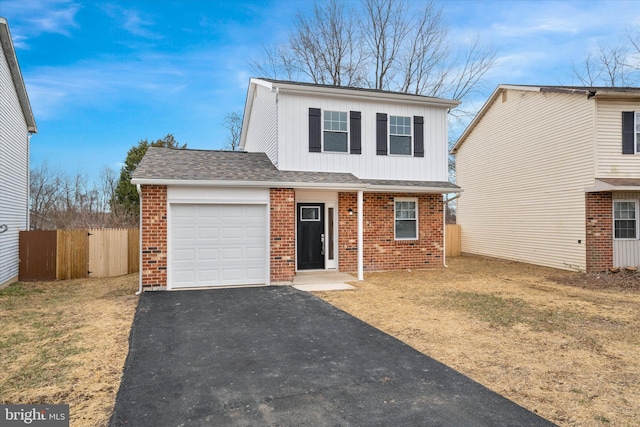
xmin=0 ymin=274 xmax=138 ymax=427
xmin=316 ymin=255 xmax=640 ymax=427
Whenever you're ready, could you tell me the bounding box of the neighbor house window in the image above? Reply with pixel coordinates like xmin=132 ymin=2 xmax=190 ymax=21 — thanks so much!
xmin=324 ymin=111 xmax=348 ymax=152
xmin=389 ymin=115 xmax=412 ymax=155
xmin=614 ymin=200 xmax=638 ymax=239
xmin=636 ymin=112 xmax=640 ymax=153
xmin=395 ymin=198 xmax=418 ymax=240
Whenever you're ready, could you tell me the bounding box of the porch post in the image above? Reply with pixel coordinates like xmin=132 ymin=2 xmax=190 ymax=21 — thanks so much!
xmin=357 ymin=190 xmax=364 ymax=280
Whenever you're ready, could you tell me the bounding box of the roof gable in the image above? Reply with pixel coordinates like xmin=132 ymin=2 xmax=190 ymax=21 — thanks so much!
xmin=451 ymin=84 xmax=640 ymax=154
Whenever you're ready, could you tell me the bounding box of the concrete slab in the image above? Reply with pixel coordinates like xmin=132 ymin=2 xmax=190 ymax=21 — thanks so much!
xmin=110 ymin=287 xmax=556 ymax=427
xmin=293 ymin=283 xmax=355 ymax=291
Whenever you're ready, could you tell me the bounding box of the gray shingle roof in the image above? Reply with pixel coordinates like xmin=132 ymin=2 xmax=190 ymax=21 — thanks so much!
xmin=132 ymin=147 xmax=458 ymax=191
xmin=132 ymin=147 xmax=361 ymax=184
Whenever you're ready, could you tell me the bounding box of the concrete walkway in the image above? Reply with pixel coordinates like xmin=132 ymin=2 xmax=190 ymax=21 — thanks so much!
xmin=110 ymin=287 xmax=555 ymax=426
xmin=293 ymin=271 xmax=356 ymax=291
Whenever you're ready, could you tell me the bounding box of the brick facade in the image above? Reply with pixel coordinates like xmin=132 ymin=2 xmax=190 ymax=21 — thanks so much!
xmin=339 ymin=192 xmax=444 ymax=272
xmin=585 ymin=192 xmax=613 ymax=272
xmin=141 ymin=185 xmax=168 ymax=288
xmin=270 ymin=188 xmax=296 ymax=283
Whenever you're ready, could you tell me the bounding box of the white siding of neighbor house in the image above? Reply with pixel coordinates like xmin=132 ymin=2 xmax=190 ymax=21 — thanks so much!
xmin=595 ymin=98 xmax=640 ymax=177
xmin=456 ymin=89 xmax=595 ymax=271
xmin=276 ymin=92 xmax=450 ymax=182
xmin=0 ymin=43 xmax=29 ymax=286
xmin=613 ymin=191 xmax=640 ymax=268
xmin=243 ymin=84 xmax=279 ymax=167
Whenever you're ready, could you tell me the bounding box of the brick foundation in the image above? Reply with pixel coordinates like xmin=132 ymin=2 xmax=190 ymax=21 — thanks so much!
xmin=585 ymin=192 xmax=613 ymax=272
xmin=270 ymin=188 xmax=296 ymax=282
xmin=339 ymin=192 xmax=444 ymax=272
xmin=140 ymin=185 xmax=168 ymax=288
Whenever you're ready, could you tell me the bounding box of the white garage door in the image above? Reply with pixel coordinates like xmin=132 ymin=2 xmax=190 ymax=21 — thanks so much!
xmin=171 ymin=204 xmax=267 ymax=288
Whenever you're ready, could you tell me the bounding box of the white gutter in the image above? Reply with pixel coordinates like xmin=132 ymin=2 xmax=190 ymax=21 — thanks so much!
xmin=130 ymin=178 xmax=368 ymax=191
xmin=135 ymin=184 xmax=143 ymax=296
xmin=130 ymin=178 xmax=462 ymax=194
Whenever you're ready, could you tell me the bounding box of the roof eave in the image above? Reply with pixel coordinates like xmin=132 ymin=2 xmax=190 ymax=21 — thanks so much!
xmin=131 ymin=177 xmax=462 ymax=193
xmin=131 ymin=178 xmax=368 ymax=191
xmin=0 ymin=18 xmax=37 ymax=133
xmin=586 ymin=179 xmax=640 ymax=193
xmin=253 ymin=78 xmax=460 ymax=109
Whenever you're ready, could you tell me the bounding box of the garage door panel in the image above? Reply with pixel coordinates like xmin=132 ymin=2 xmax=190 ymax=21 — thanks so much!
xmin=171 ymin=204 xmax=267 ymax=288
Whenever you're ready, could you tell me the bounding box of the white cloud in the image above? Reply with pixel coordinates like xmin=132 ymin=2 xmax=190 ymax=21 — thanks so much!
xmin=101 ymin=4 xmax=162 ymax=40
xmin=1 ymin=0 xmax=80 ymax=47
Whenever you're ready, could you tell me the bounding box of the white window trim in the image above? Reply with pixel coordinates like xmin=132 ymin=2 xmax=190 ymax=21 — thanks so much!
xmin=388 ymin=115 xmax=413 ymax=156
xmin=635 ymin=111 xmax=640 ymax=154
xmin=322 ymin=110 xmax=349 ymax=154
xmin=613 ymin=199 xmax=639 ymax=240
xmin=394 ymin=197 xmax=418 ymax=241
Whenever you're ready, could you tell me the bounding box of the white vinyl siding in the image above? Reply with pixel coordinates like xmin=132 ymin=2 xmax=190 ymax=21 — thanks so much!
xmin=613 ymin=192 xmax=640 ymax=268
xmin=0 ymin=39 xmax=29 ymax=287
xmin=456 ymin=89 xmax=595 ymax=272
xmin=596 ymin=100 xmax=640 ymax=177
xmin=243 ymin=84 xmax=279 ymax=167
xmin=276 ymin=92 xmax=449 ymax=182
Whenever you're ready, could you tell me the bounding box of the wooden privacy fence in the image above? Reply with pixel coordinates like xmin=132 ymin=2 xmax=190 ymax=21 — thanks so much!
xmin=446 ymin=224 xmax=461 ymax=257
xmin=19 ymin=228 xmax=139 ymax=281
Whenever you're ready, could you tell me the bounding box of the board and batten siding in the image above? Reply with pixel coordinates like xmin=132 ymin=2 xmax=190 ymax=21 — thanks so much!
xmin=595 ymin=99 xmax=640 ymax=177
xmin=276 ymin=92 xmax=449 ymax=182
xmin=243 ymin=84 xmax=279 ymax=167
xmin=456 ymin=89 xmax=595 ymax=271
xmin=613 ymin=191 xmax=640 ymax=268
xmin=0 ymin=42 xmax=29 ymax=287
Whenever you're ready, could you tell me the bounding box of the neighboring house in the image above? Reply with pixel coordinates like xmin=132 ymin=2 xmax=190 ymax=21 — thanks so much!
xmin=0 ymin=18 xmax=37 ymax=288
xmin=452 ymin=85 xmax=640 ymax=272
xmin=132 ymin=78 xmax=460 ymax=290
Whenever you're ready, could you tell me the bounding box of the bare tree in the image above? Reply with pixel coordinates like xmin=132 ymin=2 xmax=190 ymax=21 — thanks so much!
xmin=251 ymin=0 xmax=497 ymax=104
xmin=223 ymin=112 xmax=243 ymax=151
xmin=573 ymin=31 xmax=640 ymax=86
xmin=29 ymin=162 xmax=138 ymax=229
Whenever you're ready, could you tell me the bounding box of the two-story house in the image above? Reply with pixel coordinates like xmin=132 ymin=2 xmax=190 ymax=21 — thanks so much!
xmin=132 ymin=78 xmax=460 ymax=290
xmin=0 ymin=18 xmax=37 ymax=288
xmin=452 ymin=85 xmax=640 ymax=272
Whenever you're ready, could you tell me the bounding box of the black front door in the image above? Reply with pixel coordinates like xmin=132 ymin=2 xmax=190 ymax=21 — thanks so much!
xmin=297 ymin=203 xmax=325 ymax=270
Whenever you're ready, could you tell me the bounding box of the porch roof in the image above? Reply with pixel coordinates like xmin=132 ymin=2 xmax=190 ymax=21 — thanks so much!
xmin=585 ymin=178 xmax=640 ymax=192
xmin=132 ymin=147 xmax=460 ymax=193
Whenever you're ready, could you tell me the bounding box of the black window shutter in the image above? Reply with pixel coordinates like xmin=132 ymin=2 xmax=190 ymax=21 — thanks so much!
xmin=350 ymin=111 xmax=361 ymax=154
xmin=309 ymin=108 xmax=321 ymax=153
xmin=413 ymin=116 xmax=424 ymax=157
xmin=622 ymin=111 xmax=635 ymax=154
xmin=376 ymin=113 xmax=387 ymax=155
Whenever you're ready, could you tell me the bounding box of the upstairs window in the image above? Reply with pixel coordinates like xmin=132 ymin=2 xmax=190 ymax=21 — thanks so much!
xmin=395 ymin=198 xmax=418 ymax=240
xmin=621 ymin=111 xmax=640 ymax=154
xmin=324 ymin=111 xmax=348 ymax=152
xmin=636 ymin=112 xmax=640 ymax=153
xmin=389 ymin=115 xmax=412 ymax=155
xmin=614 ymin=200 xmax=638 ymax=239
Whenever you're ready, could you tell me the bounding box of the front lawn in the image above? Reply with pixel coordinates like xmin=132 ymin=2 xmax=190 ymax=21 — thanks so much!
xmin=0 ymin=274 xmax=138 ymax=427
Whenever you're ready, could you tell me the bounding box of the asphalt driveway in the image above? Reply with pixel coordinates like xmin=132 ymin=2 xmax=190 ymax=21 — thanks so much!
xmin=110 ymin=286 xmax=555 ymax=426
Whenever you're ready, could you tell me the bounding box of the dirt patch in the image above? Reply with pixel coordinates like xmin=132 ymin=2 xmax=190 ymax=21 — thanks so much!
xmin=316 ymin=256 xmax=640 ymax=427
xmin=0 ymin=274 xmax=138 ymax=427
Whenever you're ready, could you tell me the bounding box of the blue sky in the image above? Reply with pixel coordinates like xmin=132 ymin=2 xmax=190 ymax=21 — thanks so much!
xmin=2 ymin=0 xmax=639 ymax=182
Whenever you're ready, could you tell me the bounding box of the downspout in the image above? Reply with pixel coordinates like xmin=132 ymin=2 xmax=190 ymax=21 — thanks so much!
xmin=357 ymin=190 xmax=363 ymax=280
xmin=442 ymin=194 xmax=461 ymax=268
xmin=135 ymin=184 xmax=143 ymax=295
xmin=26 ymin=133 xmax=32 ymax=230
